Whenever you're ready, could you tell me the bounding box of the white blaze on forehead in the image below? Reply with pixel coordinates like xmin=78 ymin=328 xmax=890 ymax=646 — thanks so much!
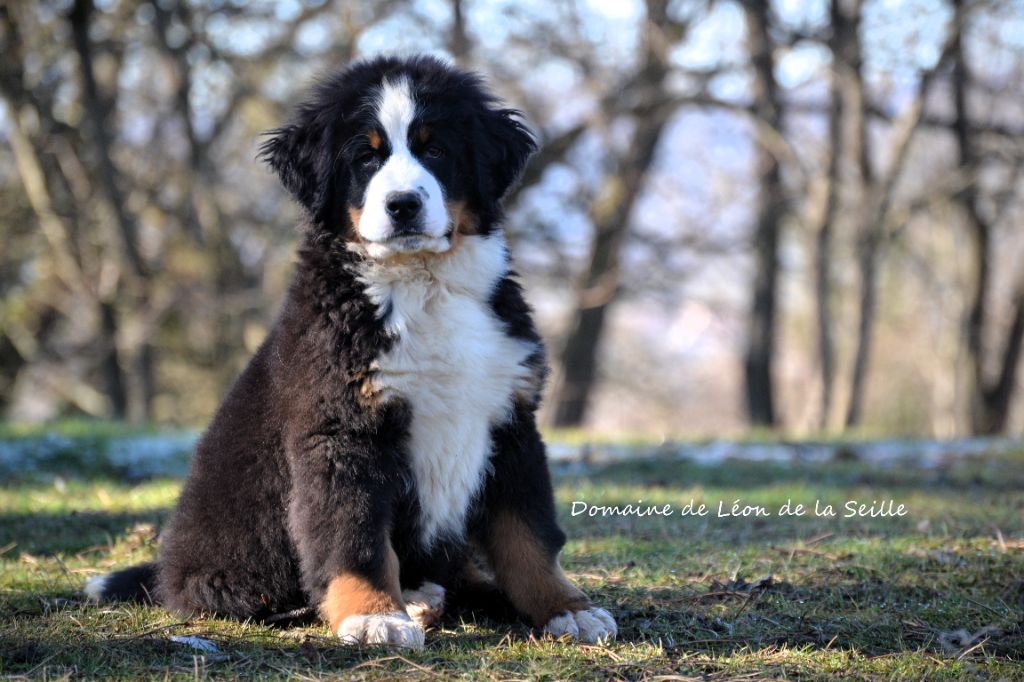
xmin=357 ymin=77 xmax=450 ymax=256
xmin=377 ymin=77 xmax=417 ymax=148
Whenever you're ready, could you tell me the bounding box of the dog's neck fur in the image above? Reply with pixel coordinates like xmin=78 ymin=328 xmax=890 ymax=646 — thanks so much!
xmin=353 ymin=233 xmax=510 ymax=334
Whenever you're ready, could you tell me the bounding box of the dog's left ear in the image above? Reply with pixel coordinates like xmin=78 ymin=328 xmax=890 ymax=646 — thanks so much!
xmin=476 ymin=108 xmax=538 ymax=203
xmin=259 ymin=109 xmax=337 ymax=223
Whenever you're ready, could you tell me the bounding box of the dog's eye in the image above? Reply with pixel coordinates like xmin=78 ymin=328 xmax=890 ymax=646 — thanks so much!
xmin=358 ymin=153 xmax=379 ymax=168
xmin=424 ymin=145 xmax=444 ymax=159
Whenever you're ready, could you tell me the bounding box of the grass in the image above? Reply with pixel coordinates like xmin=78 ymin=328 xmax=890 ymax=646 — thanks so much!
xmin=1 ymin=436 xmax=1022 ymax=680
xmin=0 ymin=419 xmax=173 ymax=440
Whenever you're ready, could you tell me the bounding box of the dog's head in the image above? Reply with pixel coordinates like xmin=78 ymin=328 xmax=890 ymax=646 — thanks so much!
xmin=261 ymin=56 xmax=536 ymax=260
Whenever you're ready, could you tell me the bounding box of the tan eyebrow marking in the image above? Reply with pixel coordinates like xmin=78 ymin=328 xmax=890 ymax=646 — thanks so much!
xmin=418 ymin=125 xmax=432 ymax=144
xmin=368 ymin=130 xmax=382 ymax=150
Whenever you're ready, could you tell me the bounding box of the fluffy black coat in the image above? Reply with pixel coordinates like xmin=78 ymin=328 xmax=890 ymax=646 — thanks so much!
xmin=89 ymin=56 xmax=612 ymax=644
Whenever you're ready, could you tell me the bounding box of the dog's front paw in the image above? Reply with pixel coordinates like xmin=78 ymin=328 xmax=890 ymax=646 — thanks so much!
xmin=543 ymin=607 xmax=617 ymax=644
xmin=337 ymin=611 xmax=425 ymax=648
xmin=402 ymin=581 xmax=445 ymax=627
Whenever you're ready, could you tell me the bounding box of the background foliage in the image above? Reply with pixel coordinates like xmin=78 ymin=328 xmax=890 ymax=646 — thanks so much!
xmin=2 ymin=0 xmax=1023 ymax=437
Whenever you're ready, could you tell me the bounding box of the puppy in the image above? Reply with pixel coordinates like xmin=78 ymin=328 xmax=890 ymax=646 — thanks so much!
xmin=85 ymin=55 xmax=616 ymax=648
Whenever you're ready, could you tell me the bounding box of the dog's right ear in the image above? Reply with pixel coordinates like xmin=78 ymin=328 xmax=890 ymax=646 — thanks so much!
xmin=259 ymin=108 xmax=336 ymax=222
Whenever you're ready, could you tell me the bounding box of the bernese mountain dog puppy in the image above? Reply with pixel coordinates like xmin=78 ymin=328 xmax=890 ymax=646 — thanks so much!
xmin=84 ymin=55 xmax=616 ymax=648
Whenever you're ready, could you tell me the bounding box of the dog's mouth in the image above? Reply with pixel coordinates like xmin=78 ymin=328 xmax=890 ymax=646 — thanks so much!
xmin=363 ymin=233 xmax=451 ymax=259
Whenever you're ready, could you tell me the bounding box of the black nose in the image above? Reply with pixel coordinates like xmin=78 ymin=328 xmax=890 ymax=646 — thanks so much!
xmin=385 ymin=192 xmax=423 ymax=222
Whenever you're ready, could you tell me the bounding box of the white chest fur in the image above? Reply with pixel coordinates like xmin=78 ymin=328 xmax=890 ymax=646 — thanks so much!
xmin=357 ymin=235 xmax=536 ymax=547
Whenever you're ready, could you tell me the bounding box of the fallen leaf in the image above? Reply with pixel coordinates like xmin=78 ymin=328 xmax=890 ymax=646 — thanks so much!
xmin=169 ymin=635 xmax=221 ymax=653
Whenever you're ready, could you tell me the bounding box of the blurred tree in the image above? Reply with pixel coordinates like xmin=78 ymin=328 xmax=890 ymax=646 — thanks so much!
xmin=448 ymin=0 xmax=469 ymax=63
xmin=547 ymin=0 xmax=692 ymax=427
xmin=69 ymin=0 xmax=156 ymax=420
xmin=740 ymin=0 xmax=784 ymax=427
xmin=953 ymin=0 xmax=1024 ymax=435
xmin=1 ymin=4 xmax=118 ymax=418
xmin=0 ymin=1 xmax=370 ymax=423
xmin=844 ymin=8 xmax=956 ymax=429
xmin=814 ymin=0 xmax=869 ymax=430
xmin=1 ymin=0 xmax=1023 ymax=436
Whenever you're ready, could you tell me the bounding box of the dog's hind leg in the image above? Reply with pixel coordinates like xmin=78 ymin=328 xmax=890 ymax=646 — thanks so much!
xmin=477 ymin=409 xmax=618 ymax=644
xmin=483 ymin=511 xmax=615 ymax=643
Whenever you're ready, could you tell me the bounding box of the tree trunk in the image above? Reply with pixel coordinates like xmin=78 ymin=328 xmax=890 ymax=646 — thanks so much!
xmin=99 ymin=301 xmax=128 ymax=419
xmin=845 ymin=229 xmax=878 ymax=427
xmin=814 ymin=1 xmax=844 ymax=430
xmin=845 ymin=7 xmax=952 ymax=429
xmin=548 ymin=0 xmax=677 ymax=427
xmin=449 ymin=0 xmax=469 ymax=63
xmin=0 ymin=332 xmax=25 ymax=415
xmin=742 ymin=0 xmax=784 ymax=427
xmin=815 ymin=0 xmax=865 ymax=430
xmin=70 ymin=0 xmax=156 ymax=421
xmin=953 ymin=0 xmax=1024 ymax=434
xmin=69 ymin=0 xmax=145 ymax=280
xmin=549 ymin=112 xmax=672 ymax=427
xmin=1 ymin=8 xmax=132 ymax=420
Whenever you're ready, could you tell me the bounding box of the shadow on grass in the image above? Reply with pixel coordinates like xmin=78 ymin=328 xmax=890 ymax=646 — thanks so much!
xmin=0 ymin=634 xmax=188 ymax=676
xmin=0 ymin=508 xmax=169 ymax=555
xmin=2 ymin=585 xmax=1020 ymax=679
xmin=605 ymin=577 xmax=1024 ymax=660
xmin=0 ymin=631 xmax=385 ymax=678
xmin=0 ymin=615 xmax=530 ymax=678
xmin=3 ymin=545 xmax=1022 ymax=677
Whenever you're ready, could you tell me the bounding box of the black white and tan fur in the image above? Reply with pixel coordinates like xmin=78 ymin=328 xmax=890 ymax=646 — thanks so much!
xmin=84 ymin=55 xmax=616 ymax=648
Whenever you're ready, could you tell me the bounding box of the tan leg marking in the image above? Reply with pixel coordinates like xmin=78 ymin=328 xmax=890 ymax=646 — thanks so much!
xmin=320 ymin=541 xmax=403 ymax=633
xmin=485 ymin=512 xmax=590 ymax=627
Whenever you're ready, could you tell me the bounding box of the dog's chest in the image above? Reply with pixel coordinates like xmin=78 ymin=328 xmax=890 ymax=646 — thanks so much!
xmin=359 ymin=239 xmax=534 ymax=547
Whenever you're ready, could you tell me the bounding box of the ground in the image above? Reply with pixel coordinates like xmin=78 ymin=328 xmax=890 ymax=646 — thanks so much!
xmin=1 ymin=430 xmax=1022 ymax=680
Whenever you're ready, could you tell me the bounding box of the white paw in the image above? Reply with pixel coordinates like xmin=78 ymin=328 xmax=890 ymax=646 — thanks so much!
xmin=543 ymin=607 xmax=617 ymax=644
xmin=402 ymin=581 xmax=445 ymax=627
xmin=337 ymin=611 xmax=425 ymax=649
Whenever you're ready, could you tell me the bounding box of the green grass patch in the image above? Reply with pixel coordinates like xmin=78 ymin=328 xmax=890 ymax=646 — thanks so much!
xmin=1 ymin=442 xmax=1022 ymax=680
xmin=0 ymin=419 xmax=171 ymax=441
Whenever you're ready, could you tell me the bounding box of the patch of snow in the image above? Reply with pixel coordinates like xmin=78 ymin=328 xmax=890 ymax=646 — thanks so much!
xmin=547 ymin=437 xmax=1024 ymax=469
xmin=105 ymin=434 xmax=197 ymax=478
xmin=1 ymin=432 xmax=1019 ymax=481
xmin=0 ymin=432 xmax=197 ymax=481
xmin=0 ymin=435 xmax=75 ymax=477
